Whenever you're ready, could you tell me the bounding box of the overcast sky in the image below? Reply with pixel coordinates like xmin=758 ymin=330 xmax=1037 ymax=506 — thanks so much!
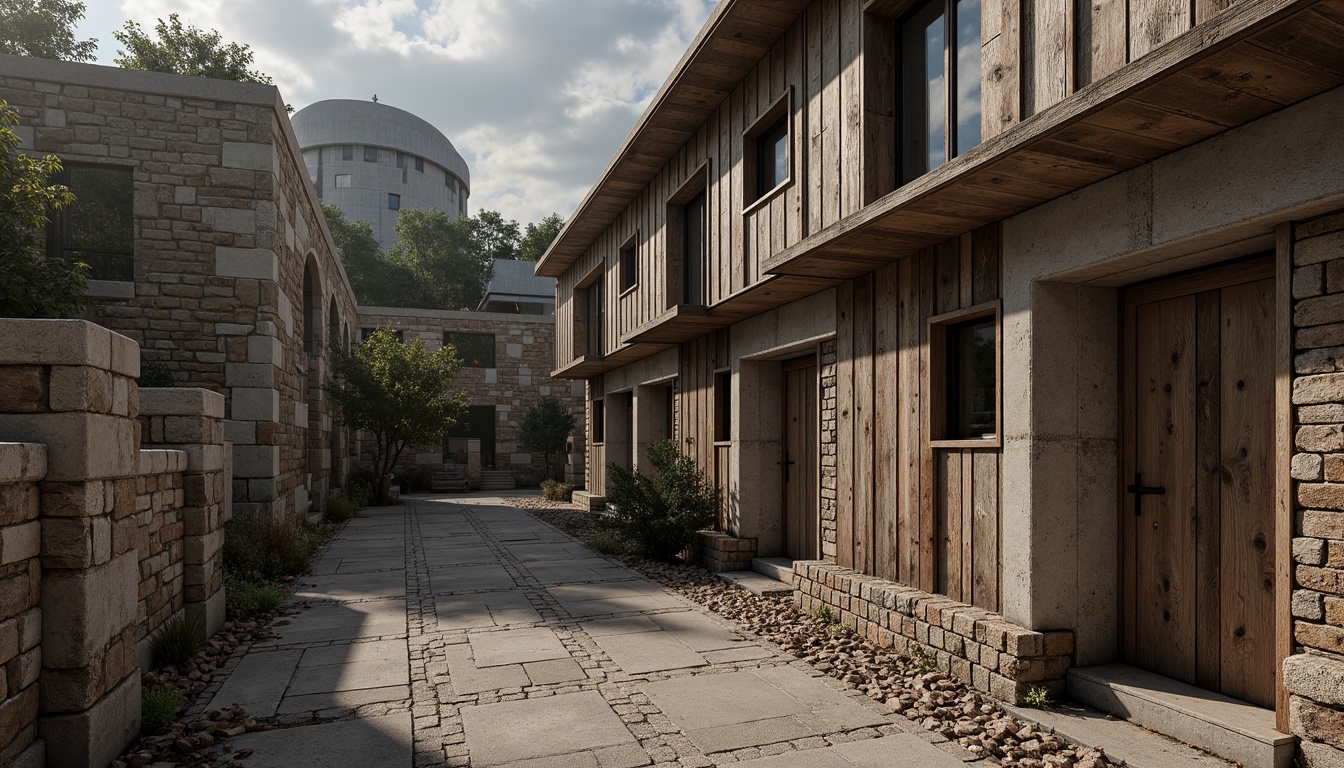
xmin=74 ymin=0 xmax=716 ymax=227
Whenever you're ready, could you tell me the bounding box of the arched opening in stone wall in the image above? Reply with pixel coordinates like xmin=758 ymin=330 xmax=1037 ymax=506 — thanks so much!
xmin=302 ymin=256 xmax=323 ymax=515
xmin=327 ymin=298 xmax=343 ymax=489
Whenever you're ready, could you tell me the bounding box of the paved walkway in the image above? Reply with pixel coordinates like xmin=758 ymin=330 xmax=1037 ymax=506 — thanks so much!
xmin=204 ymin=494 xmax=972 ymax=767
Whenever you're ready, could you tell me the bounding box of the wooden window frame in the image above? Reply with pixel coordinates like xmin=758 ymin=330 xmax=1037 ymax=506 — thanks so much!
xmin=592 ymin=399 xmax=606 ymax=446
xmin=665 ymin=163 xmax=710 ymax=308
xmin=576 ymin=264 xmax=606 ymax=359
xmin=895 ymin=0 xmax=983 ymax=184
xmin=928 ymin=300 xmax=1001 ymax=448
xmin=742 ymin=90 xmax=793 ymax=214
xmin=619 ymin=234 xmax=639 ymax=296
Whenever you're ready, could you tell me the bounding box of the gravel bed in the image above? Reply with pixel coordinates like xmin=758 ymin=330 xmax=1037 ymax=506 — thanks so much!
xmin=526 ymin=503 xmax=1113 ymax=768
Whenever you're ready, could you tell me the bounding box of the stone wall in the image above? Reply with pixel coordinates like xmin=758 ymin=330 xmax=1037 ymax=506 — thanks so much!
xmin=0 ymin=443 xmax=45 ymax=768
xmin=793 ymin=562 xmax=1073 ymax=706
xmin=818 ymin=339 xmax=838 ymax=561
xmin=1284 ymin=209 xmax=1344 ymax=764
xmin=355 ymin=307 xmax=585 ymax=484
xmin=133 ymin=451 xmax=187 ymax=655
xmin=691 ymin=531 xmax=757 ymax=573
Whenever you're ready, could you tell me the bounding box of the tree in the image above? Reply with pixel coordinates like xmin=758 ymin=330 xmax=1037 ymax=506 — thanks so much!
xmin=518 ymin=396 xmax=576 ymax=481
xmin=113 ymin=14 xmax=272 ymax=84
xmin=321 ymin=203 xmax=409 ymax=306
xmin=326 ymin=328 xmax=467 ymax=504
xmin=388 ymin=209 xmax=491 ymax=311
xmin=602 ymin=440 xmax=722 ymax=562
xmin=518 ymin=213 xmax=564 ymax=262
xmin=0 ymin=0 xmax=96 ymax=61
xmin=0 ymin=101 xmax=88 ymax=318
xmin=467 ymin=209 xmax=521 ymax=263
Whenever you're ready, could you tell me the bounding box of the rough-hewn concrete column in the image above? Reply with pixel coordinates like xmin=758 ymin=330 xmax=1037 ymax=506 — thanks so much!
xmin=139 ymin=388 xmax=229 ymax=637
xmin=0 ymin=319 xmax=143 ymax=768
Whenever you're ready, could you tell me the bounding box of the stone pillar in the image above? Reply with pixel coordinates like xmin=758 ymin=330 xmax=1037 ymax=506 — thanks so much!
xmin=0 ymin=319 xmax=143 ymax=768
xmin=139 ymin=388 xmax=229 ymax=637
xmin=0 ymin=443 xmax=46 ymax=768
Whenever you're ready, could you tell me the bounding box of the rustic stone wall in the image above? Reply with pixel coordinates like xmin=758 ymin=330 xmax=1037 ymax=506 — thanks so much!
xmin=819 ymin=339 xmax=838 ymax=560
xmin=355 ymin=307 xmax=585 ymax=484
xmin=0 ymin=443 xmax=45 ymax=768
xmin=793 ymin=562 xmax=1073 ymax=706
xmin=133 ymin=451 xmax=186 ymax=656
xmin=691 ymin=531 xmax=757 ymax=573
xmin=1285 ymin=209 xmax=1344 ymax=765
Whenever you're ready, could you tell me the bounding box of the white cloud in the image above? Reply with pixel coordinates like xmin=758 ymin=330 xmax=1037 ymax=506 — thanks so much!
xmin=75 ymin=0 xmax=717 ymax=226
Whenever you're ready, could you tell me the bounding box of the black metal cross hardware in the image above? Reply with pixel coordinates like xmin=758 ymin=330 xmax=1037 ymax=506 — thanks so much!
xmin=1127 ymin=472 xmax=1166 ymax=516
xmin=781 ymin=452 xmax=797 ymax=482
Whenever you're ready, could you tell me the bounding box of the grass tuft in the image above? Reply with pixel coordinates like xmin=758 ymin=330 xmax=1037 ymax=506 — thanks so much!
xmin=140 ymin=685 xmax=183 ymax=736
xmin=150 ymin=616 xmax=205 ymax=669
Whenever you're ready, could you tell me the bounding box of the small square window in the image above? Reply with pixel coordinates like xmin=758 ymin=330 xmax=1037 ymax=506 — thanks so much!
xmin=335 ymin=174 xmax=351 ymax=188
xmin=756 ymin=117 xmax=789 ymax=197
xmin=930 ymin=303 xmax=999 ymax=443
xmin=592 ymin=400 xmax=605 ymax=445
xmin=445 ymin=332 xmax=495 ymax=368
xmin=415 ymin=157 xmax=424 ymax=172
xmin=388 ymin=193 xmax=400 ymax=211
xmin=49 ymin=164 xmax=134 ymax=282
xmin=363 ymin=146 xmax=378 ymax=162
xmin=341 ymin=145 xmax=353 ymax=161
xmin=620 ymin=241 xmax=638 ymax=292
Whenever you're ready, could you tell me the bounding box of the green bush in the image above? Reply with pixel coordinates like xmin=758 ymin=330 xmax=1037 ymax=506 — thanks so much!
xmin=225 ymin=576 xmax=284 ymax=620
xmin=541 ymin=479 xmax=574 ymax=502
xmin=137 ymin=359 xmax=177 ymax=387
xmin=222 ymin=516 xmax=318 ymax=583
xmin=140 ymin=685 xmax=183 ymax=736
xmin=601 ymin=440 xmax=721 ymax=562
xmin=325 ymin=493 xmax=358 ymax=524
xmin=150 ymin=616 xmax=204 ymax=668
xmin=586 ymin=535 xmax=624 ymax=556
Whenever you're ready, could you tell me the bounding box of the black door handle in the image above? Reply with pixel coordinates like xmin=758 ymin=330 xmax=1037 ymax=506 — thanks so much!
xmin=780 ymin=451 xmax=797 ymax=482
xmin=1126 ymin=472 xmax=1166 ymax=516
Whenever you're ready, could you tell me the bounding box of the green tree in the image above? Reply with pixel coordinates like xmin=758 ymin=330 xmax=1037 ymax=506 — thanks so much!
xmin=113 ymin=13 xmax=272 ymax=84
xmin=388 ymin=209 xmax=490 ymax=311
xmin=326 ymin=328 xmax=467 ymax=504
xmin=0 ymin=0 xmax=96 ymax=61
xmin=321 ymin=203 xmax=409 ymax=306
xmin=0 ymin=101 xmax=88 ymax=318
xmin=603 ymin=440 xmax=722 ymax=562
xmin=518 ymin=395 xmax=577 ymax=481
xmin=518 ymin=213 xmax=564 ymax=262
xmin=468 ymin=209 xmax=521 ymax=263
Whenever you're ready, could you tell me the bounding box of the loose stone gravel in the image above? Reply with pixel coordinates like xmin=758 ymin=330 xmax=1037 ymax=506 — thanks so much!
xmin=521 ymin=501 xmax=1113 ymax=768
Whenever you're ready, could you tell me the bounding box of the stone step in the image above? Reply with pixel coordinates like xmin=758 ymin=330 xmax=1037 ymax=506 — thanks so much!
xmin=716 ymin=570 xmax=794 ymax=596
xmin=1002 ymin=700 xmax=1239 ymax=768
xmin=752 ymin=557 xmax=794 ymax=583
xmin=1067 ymin=664 xmax=1295 ymax=768
xmin=571 ymin=491 xmax=605 ymax=511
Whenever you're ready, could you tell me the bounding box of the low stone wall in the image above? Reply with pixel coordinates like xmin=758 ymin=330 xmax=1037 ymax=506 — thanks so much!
xmin=134 ymin=450 xmax=187 ymax=661
xmin=0 ymin=443 xmax=45 ymax=768
xmin=692 ymin=531 xmax=757 ymax=573
xmin=792 ymin=562 xmax=1073 ymax=706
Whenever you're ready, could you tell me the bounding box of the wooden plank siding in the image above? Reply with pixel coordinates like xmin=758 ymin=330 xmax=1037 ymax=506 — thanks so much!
xmin=828 ymin=223 xmax=1002 ymax=611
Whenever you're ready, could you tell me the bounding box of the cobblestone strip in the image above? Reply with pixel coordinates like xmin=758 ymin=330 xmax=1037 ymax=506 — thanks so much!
xmin=406 ymin=500 xmax=456 ymax=768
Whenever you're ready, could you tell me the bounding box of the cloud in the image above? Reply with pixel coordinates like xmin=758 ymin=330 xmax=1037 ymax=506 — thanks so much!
xmin=76 ymin=0 xmax=716 ymax=225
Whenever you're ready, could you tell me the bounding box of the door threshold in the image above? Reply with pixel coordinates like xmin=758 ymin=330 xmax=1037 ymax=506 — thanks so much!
xmin=1067 ymin=664 xmax=1294 ymax=768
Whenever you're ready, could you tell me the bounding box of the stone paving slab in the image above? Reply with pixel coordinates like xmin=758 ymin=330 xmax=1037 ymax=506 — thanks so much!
xmin=294 ymin=569 xmax=407 ymax=601
xmin=469 ymin=626 xmax=570 ymax=667
xmin=253 ymin=598 xmax=407 ymax=647
xmin=731 ymin=734 xmax=964 ymax=767
xmin=286 ymin=656 xmax=409 ymax=696
xmin=298 ymin=638 xmax=407 ymax=668
xmin=275 ymin=684 xmax=410 ymax=715
xmin=206 ymin=649 xmax=301 ymax=717
xmin=434 ymin=589 xmax=541 ymax=629
xmin=428 ymin=563 xmax=518 ymax=593
xmin=590 ymin=627 xmax=709 ymax=674
xmin=459 ymin=690 xmax=644 ymax=767
xmin=227 ymin=713 xmax=412 ymax=768
xmin=421 ymin=545 xmax=499 ymax=566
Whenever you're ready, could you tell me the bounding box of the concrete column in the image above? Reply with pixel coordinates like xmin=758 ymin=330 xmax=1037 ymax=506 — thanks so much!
xmin=632 ymin=384 xmax=671 ymax=475
xmin=605 ymin=392 xmax=633 ymax=474
xmin=139 ymin=388 xmax=229 ymax=638
xmin=733 ymin=360 xmax=784 ymax=552
xmin=0 ymin=320 xmax=144 ymax=768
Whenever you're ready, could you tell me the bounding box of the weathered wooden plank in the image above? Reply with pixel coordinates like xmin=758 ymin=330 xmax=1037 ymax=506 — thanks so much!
xmin=1130 ymin=0 xmax=1191 ymax=60
xmin=971 ymin=450 xmax=1000 ymax=611
xmin=730 ymin=82 xmax=745 ymax=301
xmin=959 ymin=233 xmax=974 ymax=308
xmin=936 ymin=239 xmax=962 ymax=314
xmin=836 ymin=279 xmax=856 ymax=568
xmin=1074 ymin=0 xmax=1126 ymax=88
xmin=875 ymin=263 xmax=902 ymax=583
xmin=821 ymin=0 xmax=842 ymax=227
xmin=1194 ymin=289 xmax=1222 ymax=693
xmin=938 ymin=450 xmax=963 ymax=600
xmin=1275 ymin=223 xmax=1293 ymax=730
xmin=898 ymin=256 xmax=922 ymax=587
xmin=918 ymin=247 xmax=937 ymax=592
xmin=787 ymin=18 xmax=806 ymax=248
xmin=981 ymin=0 xmax=1021 ymax=139
xmin=971 ymin=222 xmax=1001 ymax=304
xmin=807 ymin=1 xmax=824 ymax=237
xmin=853 ymin=272 xmax=876 ymax=575
xmin=863 ymin=13 xmax=896 ymax=204
xmin=960 ymin=449 xmax=974 ymax=603
xmin=1024 ymin=0 xmax=1071 ymax=117
xmin=840 ymin=0 xmax=863 ymax=217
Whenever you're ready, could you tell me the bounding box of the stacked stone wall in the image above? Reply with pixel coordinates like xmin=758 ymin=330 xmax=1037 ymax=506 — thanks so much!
xmin=133 ymin=451 xmax=186 ymax=646
xmin=691 ymin=531 xmax=757 ymax=573
xmin=0 ymin=444 xmax=45 ymax=768
xmin=819 ymin=339 xmax=838 ymax=560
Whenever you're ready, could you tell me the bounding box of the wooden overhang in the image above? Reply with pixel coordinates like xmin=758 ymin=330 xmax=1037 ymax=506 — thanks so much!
xmin=534 ymin=0 xmax=812 ymax=279
xmin=764 ymin=0 xmax=1344 ymax=278
xmin=622 ymin=275 xmax=840 ymax=345
xmin=550 ymin=343 xmax=674 ymax=379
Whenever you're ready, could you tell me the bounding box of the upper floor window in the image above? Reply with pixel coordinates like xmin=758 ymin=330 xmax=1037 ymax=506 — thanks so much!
xmin=584 ymin=273 xmax=605 ymax=357
xmin=620 ymin=239 xmax=638 ymax=293
xmin=684 ymin=191 xmax=707 ymax=305
xmin=363 ymin=145 xmax=378 ymax=162
xmin=388 ymin=193 xmax=400 ymax=211
xmin=900 ymin=0 xmax=981 ymax=183
xmin=341 ymin=145 xmax=353 ymax=161
xmin=335 ymin=174 xmax=351 ymax=188
xmin=415 ymin=157 xmax=424 ymax=173
xmin=446 ymin=332 xmax=495 ymax=368
xmin=49 ymin=164 xmax=134 ymax=282
xmin=755 ymin=117 xmax=789 ymax=197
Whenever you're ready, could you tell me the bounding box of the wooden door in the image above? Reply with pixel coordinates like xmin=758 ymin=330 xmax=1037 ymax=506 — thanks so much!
xmin=783 ymin=356 xmax=819 ymax=560
xmin=1122 ymin=258 xmax=1276 ymax=708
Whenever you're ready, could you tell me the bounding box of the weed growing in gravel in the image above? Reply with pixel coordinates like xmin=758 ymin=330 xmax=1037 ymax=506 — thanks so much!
xmin=225 ymin=577 xmax=284 ymax=620
xmin=1023 ymin=684 xmax=1054 ymax=710
xmin=829 ymin=622 xmax=853 ymax=636
xmin=908 ymin=642 xmax=938 ymax=673
xmin=150 ymin=616 xmax=205 ymax=668
xmin=813 ymin=606 xmax=834 ymax=622
xmin=587 ymin=535 xmax=625 ymax=556
xmin=140 ymin=685 xmax=183 ymax=735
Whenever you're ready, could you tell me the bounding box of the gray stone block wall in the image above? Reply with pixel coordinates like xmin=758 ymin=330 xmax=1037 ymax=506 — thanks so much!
xmin=0 ymin=443 xmax=45 ymax=766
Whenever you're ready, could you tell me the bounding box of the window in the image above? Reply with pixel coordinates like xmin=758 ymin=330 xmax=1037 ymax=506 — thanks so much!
xmin=396 ymin=152 xmax=406 ymax=169
xmin=335 ymin=174 xmax=351 ymax=188
xmin=445 ymin=332 xmax=495 ymax=368
xmin=341 ymin=145 xmax=353 ymax=161
xmin=49 ymin=164 xmax=134 ymax=282
xmin=714 ymin=370 xmax=731 ymax=442
xmin=899 ymin=0 xmax=982 ymax=183
xmin=584 ymin=273 xmax=605 ymax=357
xmin=620 ymin=240 xmax=638 ymax=293
xmin=459 ymin=194 xmax=467 ymax=217
xmin=415 ymin=157 xmax=424 ymax=172
xmin=930 ymin=302 xmax=998 ymax=443
xmin=388 ymin=193 xmax=400 ymax=211
xmin=592 ymin=400 xmax=605 ymax=445
xmin=684 ymin=191 xmax=707 ymax=305
xmin=755 ymin=117 xmax=789 ymax=197
xmin=363 ymin=145 xmax=378 ymax=162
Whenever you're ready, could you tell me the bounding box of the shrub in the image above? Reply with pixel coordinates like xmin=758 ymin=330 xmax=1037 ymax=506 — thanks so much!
xmin=346 ymin=468 xmax=377 ymax=508
xmin=225 ymin=577 xmax=285 ymax=620
xmin=601 ymin=440 xmax=721 ymax=562
xmin=1023 ymin=684 xmax=1054 ymax=710
xmin=586 ymin=534 xmax=624 ymax=556
xmin=137 ymin=359 xmax=177 ymax=387
xmin=541 ymin=479 xmax=574 ymax=502
xmin=255 ymin=584 xmax=283 ymax=613
xmin=399 ymin=464 xmax=437 ymax=493
xmin=325 ymin=493 xmax=358 ymax=524
xmin=150 ymin=616 xmax=205 ymax=668
xmin=140 ymin=685 xmax=183 ymax=736
xmin=222 ymin=516 xmax=318 ymax=583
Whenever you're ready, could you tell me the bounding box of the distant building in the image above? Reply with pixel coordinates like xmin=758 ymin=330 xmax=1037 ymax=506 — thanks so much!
xmin=291 ymin=98 xmax=470 ymax=249
xmin=479 ymin=259 xmax=556 ymax=315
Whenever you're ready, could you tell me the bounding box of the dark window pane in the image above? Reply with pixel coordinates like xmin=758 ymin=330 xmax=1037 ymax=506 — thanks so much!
xmin=388 ymin=193 xmax=400 ymax=210
xmin=586 ymin=274 xmax=605 ymax=357
xmin=592 ymin=400 xmax=605 ymax=444
xmin=756 ymin=117 xmax=789 ymax=196
xmin=901 ymin=2 xmax=946 ymax=182
xmin=955 ymin=0 xmax=982 ymax=156
xmin=60 ymin=165 xmax=134 ymax=282
xmin=621 ymin=244 xmax=637 ymax=291
xmin=684 ymin=192 xmax=706 ymax=305
xmin=342 ymin=145 xmax=353 ymax=160
xmin=950 ymin=318 xmax=996 ymax=439
xmin=446 ymin=332 xmax=495 ymax=368
xmin=364 ymin=145 xmax=377 ymax=162
xmin=415 ymin=157 xmax=424 ymax=172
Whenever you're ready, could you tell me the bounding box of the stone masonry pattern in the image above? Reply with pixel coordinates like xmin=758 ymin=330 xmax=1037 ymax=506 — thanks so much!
xmin=0 ymin=444 xmax=45 ymax=767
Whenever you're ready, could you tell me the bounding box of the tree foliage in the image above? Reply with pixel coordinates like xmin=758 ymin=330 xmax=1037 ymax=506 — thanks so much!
xmin=325 ymin=328 xmax=467 ymax=504
xmin=518 ymin=395 xmax=577 ymax=481
xmin=0 ymin=0 xmax=96 ymax=61
xmin=602 ymin=440 xmax=722 ymax=562
xmin=518 ymin=213 xmax=564 ymax=262
xmin=467 ymin=209 xmax=521 ymax=263
xmin=113 ymin=13 xmax=272 ymax=84
xmin=0 ymin=101 xmax=88 ymax=318
xmin=321 ymin=203 xmax=409 ymax=306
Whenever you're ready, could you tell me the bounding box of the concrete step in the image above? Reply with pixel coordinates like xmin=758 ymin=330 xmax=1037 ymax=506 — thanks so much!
xmin=1002 ymin=700 xmax=1238 ymax=768
xmin=1067 ymin=664 xmax=1295 ymax=768
xmin=752 ymin=557 xmax=794 ymax=583
xmin=716 ymin=570 xmax=793 ymax=596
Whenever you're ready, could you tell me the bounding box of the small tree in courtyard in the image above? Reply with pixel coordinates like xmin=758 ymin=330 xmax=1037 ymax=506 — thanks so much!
xmin=326 ymin=328 xmax=467 ymax=504
xmin=602 ymin=440 xmax=721 ymax=562
xmin=519 ymin=395 xmax=576 ymax=481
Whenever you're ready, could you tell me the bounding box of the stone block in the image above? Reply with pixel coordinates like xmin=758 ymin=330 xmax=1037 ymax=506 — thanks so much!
xmin=0 ymin=367 xmax=47 ymax=413
xmin=40 ymin=552 xmax=137 ymax=671
xmin=138 ymin=388 xmax=225 ymax=419
xmin=1299 ymin=454 xmax=1330 ymax=481
xmin=233 ymin=446 xmax=279 ymax=479
xmin=223 ymin=420 xmax=256 ymax=445
xmin=108 ymin=334 xmax=139 ymax=379
xmin=39 ymin=672 xmax=140 ymax=768
xmin=230 ymin=388 xmax=279 ymax=421
xmin=222 ymin=141 xmax=273 ymax=172
xmin=0 ymin=320 xmax=112 ymax=370
xmin=247 ymin=336 xmax=283 ymax=367
xmin=1293 ymin=695 xmax=1344 ymax=747
xmin=0 ymin=443 xmax=46 ymax=485
xmin=1303 ymin=512 xmax=1344 ymax=541
xmin=0 ymin=686 xmax=38 ymax=755
xmin=184 ymin=529 xmax=224 ymax=564
xmin=0 ymin=413 xmax=135 ymax=482
xmin=215 ymin=248 xmax=278 ymax=281
xmin=1300 ymin=591 xmax=1329 ymax=620
xmin=1301 ymin=538 xmax=1331 ymax=566
xmin=47 ymin=366 xmax=114 ymax=414
xmin=1304 ymin=484 xmax=1344 ymax=511
xmin=0 ymin=521 xmax=40 ymax=565
xmin=225 ymin=362 xmax=273 ymax=388
xmin=205 ymin=206 xmax=256 ymax=235
xmin=41 ymin=515 xmax=110 ymax=571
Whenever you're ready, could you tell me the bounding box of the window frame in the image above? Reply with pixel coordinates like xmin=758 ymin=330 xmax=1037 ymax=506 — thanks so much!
xmin=928 ymin=300 xmax=1001 ymax=448
xmin=713 ymin=368 xmax=732 ymax=444
xmin=619 ymin=235 xmax=639 ymax=295
xmin=47 ymin=162 xmax=135 ymax=284
xmin=665 ymin=162 xmax=710 ymax=309
xmin=415 ymin=157 xmax=424 ymax=173
xmin=341 ymin=145 xmax=354 ymax=161
xmin=577 ymin=266 xmax=606 ymax=359
xmin=363 ymin=145 xmax=378 ymax=163
xmin=445 ymin=331 xmax=496 ymax=369
xmin=388 ymin=193 xmax=401 ymax=211
xmin=742 ymin=89 xmax=793 ymax=213
xmin=897 ymin=0 xmax=983 ymax=184
xmin=335 ymin=174 xmax=352 ymax=188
